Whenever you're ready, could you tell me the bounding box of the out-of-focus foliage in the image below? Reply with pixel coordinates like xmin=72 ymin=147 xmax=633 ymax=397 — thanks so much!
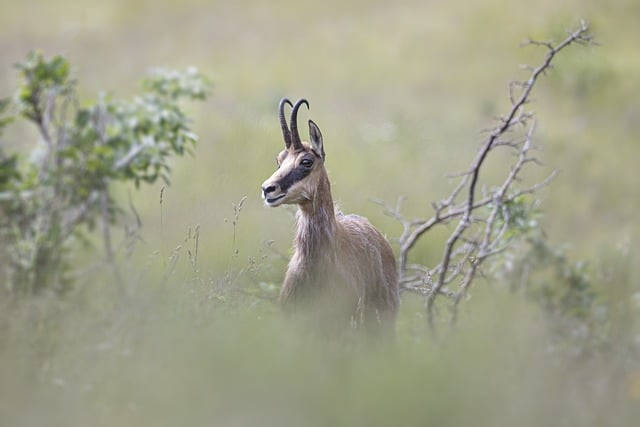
xmin=1 ymin=256 xmax=638 ymax=427
xmin=496 ymin=229 xmax=638 ymax=359
xmin=0 ymin=52 xmax=210 ymax=292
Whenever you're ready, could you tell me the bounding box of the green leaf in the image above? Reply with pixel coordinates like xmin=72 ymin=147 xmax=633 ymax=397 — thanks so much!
xmin=0 ymin=154 xmax=20 ymax=188
xmin=0 ymin=97 xmax=11 ymax=114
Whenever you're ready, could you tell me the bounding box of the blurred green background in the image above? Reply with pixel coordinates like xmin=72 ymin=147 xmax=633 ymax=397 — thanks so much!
xmin=1 ymin=0 xmax=639 ymax=425
xmin=2 ymin=0 xmax=638 ymax=271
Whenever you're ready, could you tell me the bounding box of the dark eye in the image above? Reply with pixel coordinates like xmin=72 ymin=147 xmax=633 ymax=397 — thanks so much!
xmin=300 ymin=158 xmax=313 ymax=168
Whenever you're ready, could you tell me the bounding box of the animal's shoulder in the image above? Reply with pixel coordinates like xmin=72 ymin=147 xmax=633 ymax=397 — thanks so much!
xmin=336 ymin=212 xmax=388 ymax=246
xmin=336 ymin=212 xmax=372 ymax=230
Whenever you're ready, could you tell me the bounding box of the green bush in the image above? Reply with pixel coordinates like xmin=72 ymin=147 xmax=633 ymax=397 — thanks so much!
xmin=0 ymin=52 xmax=210 ymax=293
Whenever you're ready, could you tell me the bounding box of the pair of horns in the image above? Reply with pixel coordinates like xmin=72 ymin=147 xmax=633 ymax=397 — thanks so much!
xmin=279 ymin=98 xmax=309 ymax=151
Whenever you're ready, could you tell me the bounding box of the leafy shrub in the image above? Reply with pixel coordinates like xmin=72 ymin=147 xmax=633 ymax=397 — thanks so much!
xmin=0 ymin=52 xmax=210 ymax=293
xmin=499 ymin=231 xmax=638 ymax=360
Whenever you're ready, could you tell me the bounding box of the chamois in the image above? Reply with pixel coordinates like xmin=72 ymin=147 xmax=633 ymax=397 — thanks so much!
xmin=261 ymin=98 xmax=399 ymax=332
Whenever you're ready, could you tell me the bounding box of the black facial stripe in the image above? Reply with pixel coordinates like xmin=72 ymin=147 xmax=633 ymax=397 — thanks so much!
xmin=279 ymin=165 xmax=313 ymax=193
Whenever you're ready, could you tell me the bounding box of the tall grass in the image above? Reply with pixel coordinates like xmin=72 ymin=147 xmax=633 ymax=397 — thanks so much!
xmin=1 ymin=285 xmax=638 ymax=426
xmin=1 ymin=220 xmax=638 ymax=426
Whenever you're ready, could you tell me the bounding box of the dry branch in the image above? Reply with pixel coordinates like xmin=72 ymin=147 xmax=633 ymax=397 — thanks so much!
xmin=382 ymin=21 xmax=593 ymax=330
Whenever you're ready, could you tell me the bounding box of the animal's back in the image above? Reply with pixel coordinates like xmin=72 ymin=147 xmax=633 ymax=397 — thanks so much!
xmin=335 ymin=212 xmax=399 ymax=321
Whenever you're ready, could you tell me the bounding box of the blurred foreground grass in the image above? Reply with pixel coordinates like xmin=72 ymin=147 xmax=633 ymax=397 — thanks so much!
xmin=1 ymin=270 xmax=638 ymax=427
xmin=1 ymin=0 xmax=640 ymax=425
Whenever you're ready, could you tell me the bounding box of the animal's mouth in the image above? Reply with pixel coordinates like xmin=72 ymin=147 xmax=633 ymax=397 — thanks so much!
xmin=264 ymin=193 xmax=286 ymax=206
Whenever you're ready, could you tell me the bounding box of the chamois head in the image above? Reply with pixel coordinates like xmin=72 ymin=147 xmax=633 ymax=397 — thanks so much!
xmin=261 ymin=98 xmax=326 ymax=207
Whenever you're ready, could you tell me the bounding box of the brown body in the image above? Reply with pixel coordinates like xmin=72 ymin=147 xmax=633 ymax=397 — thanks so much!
xmin=261 ymin=99 xmax=399 ymax=331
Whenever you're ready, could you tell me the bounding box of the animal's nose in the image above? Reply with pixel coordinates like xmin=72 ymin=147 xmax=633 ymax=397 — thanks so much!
xmin=262 ymin=184 xmax=277 ymax=198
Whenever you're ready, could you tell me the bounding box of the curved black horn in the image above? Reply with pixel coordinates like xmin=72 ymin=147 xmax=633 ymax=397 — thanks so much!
xmin=279 ymin=98 xmax=293 ymax=149
xmin=290 ymin=99 xmax=309 ymax=151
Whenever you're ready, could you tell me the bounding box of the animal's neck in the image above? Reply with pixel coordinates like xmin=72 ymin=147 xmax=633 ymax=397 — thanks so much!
xmin=295 ymin=174 xmax=336 ymax=263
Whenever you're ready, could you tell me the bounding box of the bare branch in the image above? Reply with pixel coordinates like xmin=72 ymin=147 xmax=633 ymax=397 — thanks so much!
xmin=114 ymin=136 xmax=155 ymax=170
xmin=380 ymin=22 xmax=592 ymax=331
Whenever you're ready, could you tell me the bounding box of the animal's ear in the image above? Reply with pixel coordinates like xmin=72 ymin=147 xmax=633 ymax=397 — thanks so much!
xmin=308 ymin=120 xmax=325 ymax=160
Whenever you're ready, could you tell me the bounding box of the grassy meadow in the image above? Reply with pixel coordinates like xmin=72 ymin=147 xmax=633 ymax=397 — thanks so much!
xmin=1 ymin=0 xmax=639 ymax=425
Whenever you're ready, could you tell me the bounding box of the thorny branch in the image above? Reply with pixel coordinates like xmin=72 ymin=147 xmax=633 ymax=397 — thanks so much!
xmin=380 ymin=21 xmax=593 ymax=330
